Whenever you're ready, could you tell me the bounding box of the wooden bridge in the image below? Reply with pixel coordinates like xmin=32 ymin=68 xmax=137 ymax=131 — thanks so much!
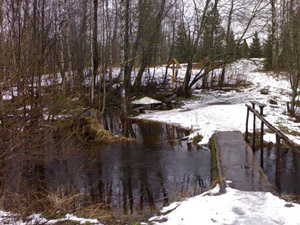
xmin=214 ymin=131 xmax=276 ymax=193
xmin=212 ymin=101 xmax=300 ymax=194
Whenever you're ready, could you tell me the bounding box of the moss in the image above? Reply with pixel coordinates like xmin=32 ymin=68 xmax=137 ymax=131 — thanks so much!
xmin=209 ymin=136 xmax=219 ymax=182
xmin=277 ymin=125 xmax=300 ymax=136
xmin=192 ymin=135 xmax=203 ymax=145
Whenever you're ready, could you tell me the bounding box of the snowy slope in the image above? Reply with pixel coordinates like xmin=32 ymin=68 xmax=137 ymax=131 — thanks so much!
xmin=148 ymin=184 xmax=300 ymax=225
xmin=136 ymin=59 xmax=300 ymax=145
xmin=135 ymin=59 xmax=300 ymax=225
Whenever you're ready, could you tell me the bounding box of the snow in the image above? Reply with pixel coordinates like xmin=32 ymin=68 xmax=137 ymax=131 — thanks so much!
xmin=1 ymin=59 xmax=300 ymax=224
xmin=149 ymin=184 xmax=300 ymax=225
xmin=131 ymin=58 xmax=300 ymax=225
xmin=132 ymin=96 xmax=162 ymax=105
xmin=0 ymin=211 xmax=102 ymax=225
xmin=135 ymin=59 xmax=300 ymax=145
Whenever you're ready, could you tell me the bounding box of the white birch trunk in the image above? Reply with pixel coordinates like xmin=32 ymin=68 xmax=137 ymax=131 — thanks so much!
xmin=58 ymin=0 xmax=65 ymax=85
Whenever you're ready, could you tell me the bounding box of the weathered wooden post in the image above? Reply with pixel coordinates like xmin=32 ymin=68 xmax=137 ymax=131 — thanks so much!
xmin=166 ymin=59 xmax=181 ymax=91
xmin=287 ymin=102 xmax=290 ymax=114
xmin=259 ymin=104 xmax=266 ymax=169
xmin=246 ymin=106 xmax=250 ymax=142
xmin=275 ymin=134 xmax=281 ymax=192
xmin=251 ymin=102 xmax=256 ymax=152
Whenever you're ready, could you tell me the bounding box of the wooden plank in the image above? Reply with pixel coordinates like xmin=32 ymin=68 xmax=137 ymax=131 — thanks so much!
xmin=214 ymin=131 xmax=276 ymax=193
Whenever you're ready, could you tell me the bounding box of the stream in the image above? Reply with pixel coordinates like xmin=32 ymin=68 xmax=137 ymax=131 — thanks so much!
xmin=41 ymin=116 xmax=211 ymax=215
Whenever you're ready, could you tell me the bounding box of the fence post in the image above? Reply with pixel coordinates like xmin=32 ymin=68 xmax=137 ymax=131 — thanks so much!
xmin=252 ymin=102 xmax=256 ymax=152
xmin=259 ymin=105 xmax=265 ymax=169
xmin=275 ymin=134 xmax=281 ymax=192
xmin=246 ymin=107 xmax=249 ymax=142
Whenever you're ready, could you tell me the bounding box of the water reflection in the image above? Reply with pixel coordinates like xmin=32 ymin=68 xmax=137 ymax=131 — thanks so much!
xmin=43 ymin=117 xmax=211 ymax=215
xmin=255 ymin=147 xmax=300 ymax=194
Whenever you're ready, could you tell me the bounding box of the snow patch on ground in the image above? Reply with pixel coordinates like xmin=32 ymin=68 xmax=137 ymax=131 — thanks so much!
xmin=0 ymin=211 xmax=102 ymax=225
xmin=136 ymin=59 xmax=300 ymax=145
xmin=2 ymin=59 xmax=299 ymax=224
xmin=134 ymin=59 xmax=300 ymax=225
xmin=149 ymin=185 xmax=300 ymax=225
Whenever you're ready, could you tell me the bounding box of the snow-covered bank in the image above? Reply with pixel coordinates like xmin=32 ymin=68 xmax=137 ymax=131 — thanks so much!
xmin=149 ymin=184 xmax=300 ymax=225
xmin=132 ymin=59 xmax=300 ymax=225
xmin=1 ymin=59 xmax=299 ymax=225
xmin=136 ymin=59 xmax=300 ymax=145
xmin=0 ymin=211 xmax=102 ymax=225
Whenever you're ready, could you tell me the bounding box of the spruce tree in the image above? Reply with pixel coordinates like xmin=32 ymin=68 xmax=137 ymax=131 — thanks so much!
xmin=174 ymin=23 xmax=192 ymax=63
xmin=226 ymin=29 xmax=237 ymax=59
xmin=263 ymin=33 xmax=273 ymax=70
xmin=250 ymin=32 xmax=262 ymax=58
xmin=200 ymin=6 xmax=225 ymax=59
xmin=240 ymin=39 xmax=250 ymax=57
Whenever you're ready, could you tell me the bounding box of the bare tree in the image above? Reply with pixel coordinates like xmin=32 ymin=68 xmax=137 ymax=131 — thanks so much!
xmin=120 ymin=0 xmax=128 ymax=114
xmin=271 ymin=0 xmax=277 ymax=68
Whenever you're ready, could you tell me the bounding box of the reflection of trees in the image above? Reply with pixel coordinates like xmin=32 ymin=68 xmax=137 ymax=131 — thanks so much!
xmin=138 ymin=121 xmax=162 ymax=148
xmin=138 ymin=168 xmax=156 ymax=212
xmin=121 ymin=143 xmax=134 ymax=214
xmin=165 ymin=125 xmax=188 ymax=148
xmin=165 ymin=124 xmax=176 ymax=147
xmin=4 ymin=118 xmax=210 ymax=215
xmin=121 ymin=119 xmax=136 ymax=138
xmin=101 ymin=114 xmax=137 ymax=139
xmin=156 ymin=171 xmax=169 ymax=206
xmin=122 ymin=178 xmax=133 ymax=214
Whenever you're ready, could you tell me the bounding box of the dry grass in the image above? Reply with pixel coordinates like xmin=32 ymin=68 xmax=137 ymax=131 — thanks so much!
xmin=210 ymin=176 xmax=226 ymax=189
xmin=85 ymin=117 xmax=135 ymax=143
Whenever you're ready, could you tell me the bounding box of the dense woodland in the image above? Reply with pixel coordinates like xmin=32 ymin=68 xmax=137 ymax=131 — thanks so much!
xmin=0 ymin=0 xmax=300 ymax=218
xmin=0 ymin=0 xmax=299 ymax=114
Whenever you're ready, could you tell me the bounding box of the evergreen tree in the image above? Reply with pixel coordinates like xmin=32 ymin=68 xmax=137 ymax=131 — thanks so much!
xmin=200 ymin=5 xmax=225 ymax=60
xmin=249 ymin=32 xmax=262 ymax=58
xmin=240 ymin=39 xmax=250 ymax=57
xmin=226 ymin=29 xmax=237 ymax=59
xmin=263 ymin=33 xmax=273 ymax=70
xmin=173 ymin=23 xmax=192 ymax=63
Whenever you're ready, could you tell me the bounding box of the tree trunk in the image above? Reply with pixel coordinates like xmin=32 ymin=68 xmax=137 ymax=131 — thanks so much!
xmin=133 ymin=0 xmax=166 ymax=92
xmin=58 ymin=0 xmax=65 ymax=86
xmin=120 ymin=0 xmax=127 ymax=114
xmin=182 ymin=0 xmax=211 ymax=96
xmin=126 ymin=0 xmax=145 ymax=90
xmin=219 ymin=0 xmax=234 ymax=87
xmin=78 ymin=0 xmax=88 ymax=84
xmin=124 ymin=0 xmax=130 ymax=95
xmin=65 ymin=0 xmax=72 ymax=83
xmin=105 ymin=0 xmax=113 ymax=91
xmin=271 ymin=0 xmax=277 ymax=68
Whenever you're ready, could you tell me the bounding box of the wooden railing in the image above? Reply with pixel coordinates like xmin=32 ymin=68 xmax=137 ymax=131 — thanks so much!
xmin=245 ymin=101 xmax=300 ymax=191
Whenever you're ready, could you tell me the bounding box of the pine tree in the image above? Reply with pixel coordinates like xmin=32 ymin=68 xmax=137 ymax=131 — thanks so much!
xmin=250 ymin=32 xmax=262 ymax=58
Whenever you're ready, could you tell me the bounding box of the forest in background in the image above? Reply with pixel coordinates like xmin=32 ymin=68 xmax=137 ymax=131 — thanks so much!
xmin=0 ymin=0 xmax=299 ymax=114
xmin=0 ymin=0 xmax=300 ymax=219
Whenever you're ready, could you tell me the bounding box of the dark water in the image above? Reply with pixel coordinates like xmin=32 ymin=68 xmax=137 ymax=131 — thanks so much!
xmin=43 ymin=117 xmax=211 ymax=215
xmin=255 ymin=147 xmax=300 ymax=195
